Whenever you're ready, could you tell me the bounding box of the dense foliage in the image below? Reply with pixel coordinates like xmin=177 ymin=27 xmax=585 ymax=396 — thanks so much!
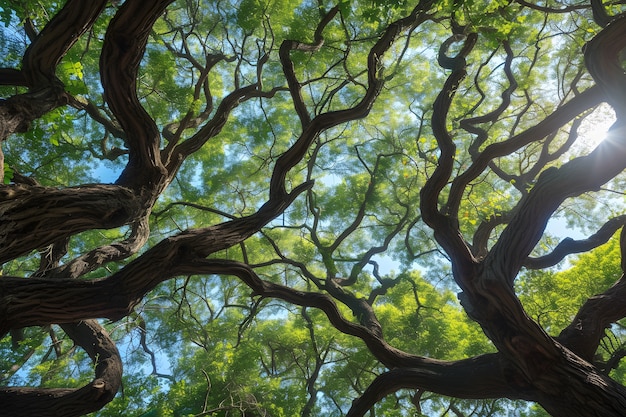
xmin=2 ymin=0 xmax=626 ymax=416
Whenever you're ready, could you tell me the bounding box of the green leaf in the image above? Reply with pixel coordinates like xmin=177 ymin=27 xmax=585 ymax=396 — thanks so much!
xmin=3 ymin=164 xmax=12 ymax=184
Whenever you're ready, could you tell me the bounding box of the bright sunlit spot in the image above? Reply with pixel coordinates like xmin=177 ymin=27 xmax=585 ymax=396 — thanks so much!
xmin=575 ymin=103 xmax=617 ymax=151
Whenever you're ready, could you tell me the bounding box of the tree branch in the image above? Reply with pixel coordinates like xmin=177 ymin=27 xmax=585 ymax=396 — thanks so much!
xmin=271 ymin=0 xmax=435 ymax=201
xmin=0 ymin=180 xmax=313 ymax=333
xmin=0 ymin=320 xmax=122 ymax=417
xmin=100 ymin=0 xmax=173 ymax=186
xmin=419 ymin=31 xmax=478 ymax=276
xmin=0 ymin=184 xmax=142 ymax=264
xmin=0 ymin=0 xmax=107 ymax=176
xmin=345 ymin=355 xmax=519 ymax=417
xmin=557 ymin=226 xmax=626 ymax=360
xmin=21 ymin=0 xmax=107 ymax=87
xmin=585 ymin=13 xmax=626 ymax=116
xmin=448 ymin=41 xmax=517 ymax=216
xmin=279 ymin=6 xmax=339 ymax=127
xmin=524 ymin=215 xmax=626 ymax=269
xmin=449 ymin=85 xmax=604 ymax=221
xmin=45 ymin=216 xmax=151 ymax=279
xmin=486 ymin=12 xmax=626 ymax=280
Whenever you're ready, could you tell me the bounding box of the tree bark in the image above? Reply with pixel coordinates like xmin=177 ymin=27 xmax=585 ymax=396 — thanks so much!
xmin=0 ymin=320 xmax=122 ymax=417
xmin=0 ymin=184 xmax=142 ymax=263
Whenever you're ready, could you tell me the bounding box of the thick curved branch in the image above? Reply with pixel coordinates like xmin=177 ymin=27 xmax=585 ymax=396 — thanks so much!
xmin=524 ymin=215 xmax=626 ymax=269
xmin=174 ymin=258 xmax=450 ymax=369
xmin=591 ymin=0 xmax=613 ymax=27
xmin=323 ymin=277 xmax=384 ymax=338
xmin=457 ymin=120 xmax=626 ymax=415
xmin=419 ymin=32 xmax=478 ymax=275
xmin=0 ymin=180 xmax=312 ymax=334
xmin=21 ymin=0 xmax=107 ymax=87
xmin=472 ymin=211 xmax=514 ymax=260
xmin=0 ymin=320 xmax=122 ymax=417
xmin=0 ymin=0 xmax=107 ymax=175
xmin=345 ymin=355 xmax=518 ymax=417
xmin=0 ymin=184 xmax=142 ymax=264
xmin=169 ymin=84 xmax=282 ymax=166
xmin=585 ymin=13 xmax=626 ymax=116
xmin=558 ymin=273 xmax=626 ymax=361
xmin=487 ymin=132 xmax=626 ymax=283
xmin=101 ymin=0 xmax=173 ymax=186
xmin=487 ymin=16 xmax=626 ymax=281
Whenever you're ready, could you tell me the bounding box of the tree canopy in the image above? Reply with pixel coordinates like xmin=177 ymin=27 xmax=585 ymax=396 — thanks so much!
xmin=1 ymin=0 xmax=626 ymax=415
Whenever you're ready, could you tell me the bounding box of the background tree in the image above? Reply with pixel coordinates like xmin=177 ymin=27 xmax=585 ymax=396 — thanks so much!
xmin=1 ymin=0 xmax=626 ymax=416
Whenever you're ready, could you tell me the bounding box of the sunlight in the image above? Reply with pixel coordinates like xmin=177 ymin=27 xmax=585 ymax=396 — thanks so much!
xmin=577 ymin=103 xmax=617 ymax=150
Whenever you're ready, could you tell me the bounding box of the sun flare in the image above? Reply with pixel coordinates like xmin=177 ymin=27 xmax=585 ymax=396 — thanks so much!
xmin=577 ymin=103 xmax=617 ymax=149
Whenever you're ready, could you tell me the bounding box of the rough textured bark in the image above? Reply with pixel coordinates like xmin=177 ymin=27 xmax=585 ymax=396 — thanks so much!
xmin=416 ymin=11 xmax=626 ymax=417
xmin=2 ymin=0 xmax=626 ymax=416
xmin=0 ymin=184 xmax=142 ymax=263
xmin=100 ymin=0 xmax=173 ymax=188
xmin=0 ymin=320 xmax=121 ymax=417
xmin=0 ymin=180 xmax=313 ymax=334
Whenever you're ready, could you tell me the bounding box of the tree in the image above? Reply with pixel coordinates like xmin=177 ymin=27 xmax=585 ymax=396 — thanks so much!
xmin=1 ymin=0 xmax=626 ymax=415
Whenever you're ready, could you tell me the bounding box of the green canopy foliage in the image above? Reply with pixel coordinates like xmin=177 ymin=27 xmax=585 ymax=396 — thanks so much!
xmin=2 ymin=0 xmax=626 ymax=416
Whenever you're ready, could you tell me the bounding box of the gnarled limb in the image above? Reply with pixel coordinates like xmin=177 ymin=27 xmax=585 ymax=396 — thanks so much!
xmin=557 ymin=225 xmax=626 ymax=361
xmin=585 ymin=14 xmax=626 ymax=116
xmin=456 ymin=79 xmax=626 ymax=417
xmin=100 ymin=0 xmax=173 ymax=187
xmin=524 ymin=215 xmax=626 ymax=269
xmin=0 ymin=180 xmax=313 ymax=334
xmin=45 ymin=216 xmax=151 ymax=279
xmin=0 ymin=320 xmax=122 ymax=417
xmin=21 ymin=0 xmax=106 ymax=87
xmin=0 ymin=0 xmax=107 ymax=174
xmin=558 ymin=273 xmax=626 ymax=361
xmin=0 ymin=0 xmax=107 ymax=130
xmin=591 ymin=0 xmax=613 ymax=27
xmin=419 ymin=30 xmax=478 ymax=275
xmin=173 ymin=258 xmax=448 ymax=369
xmin=169 ymin=84 xmax=283 ymax=167
xmin=459 ymin=136 xmax=626 ymax=411
xmin=450 ymin=20 xmax=626 ymax=412
xmin=490 ymin=10 xmax=626 ymax=285
xmin=346 ymin=354 xmax=518 ymax=417
xmin=487 ymin=124 xmax=626 ymax=284
xmin=0 ymin=184 xmax=142 ymax=264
